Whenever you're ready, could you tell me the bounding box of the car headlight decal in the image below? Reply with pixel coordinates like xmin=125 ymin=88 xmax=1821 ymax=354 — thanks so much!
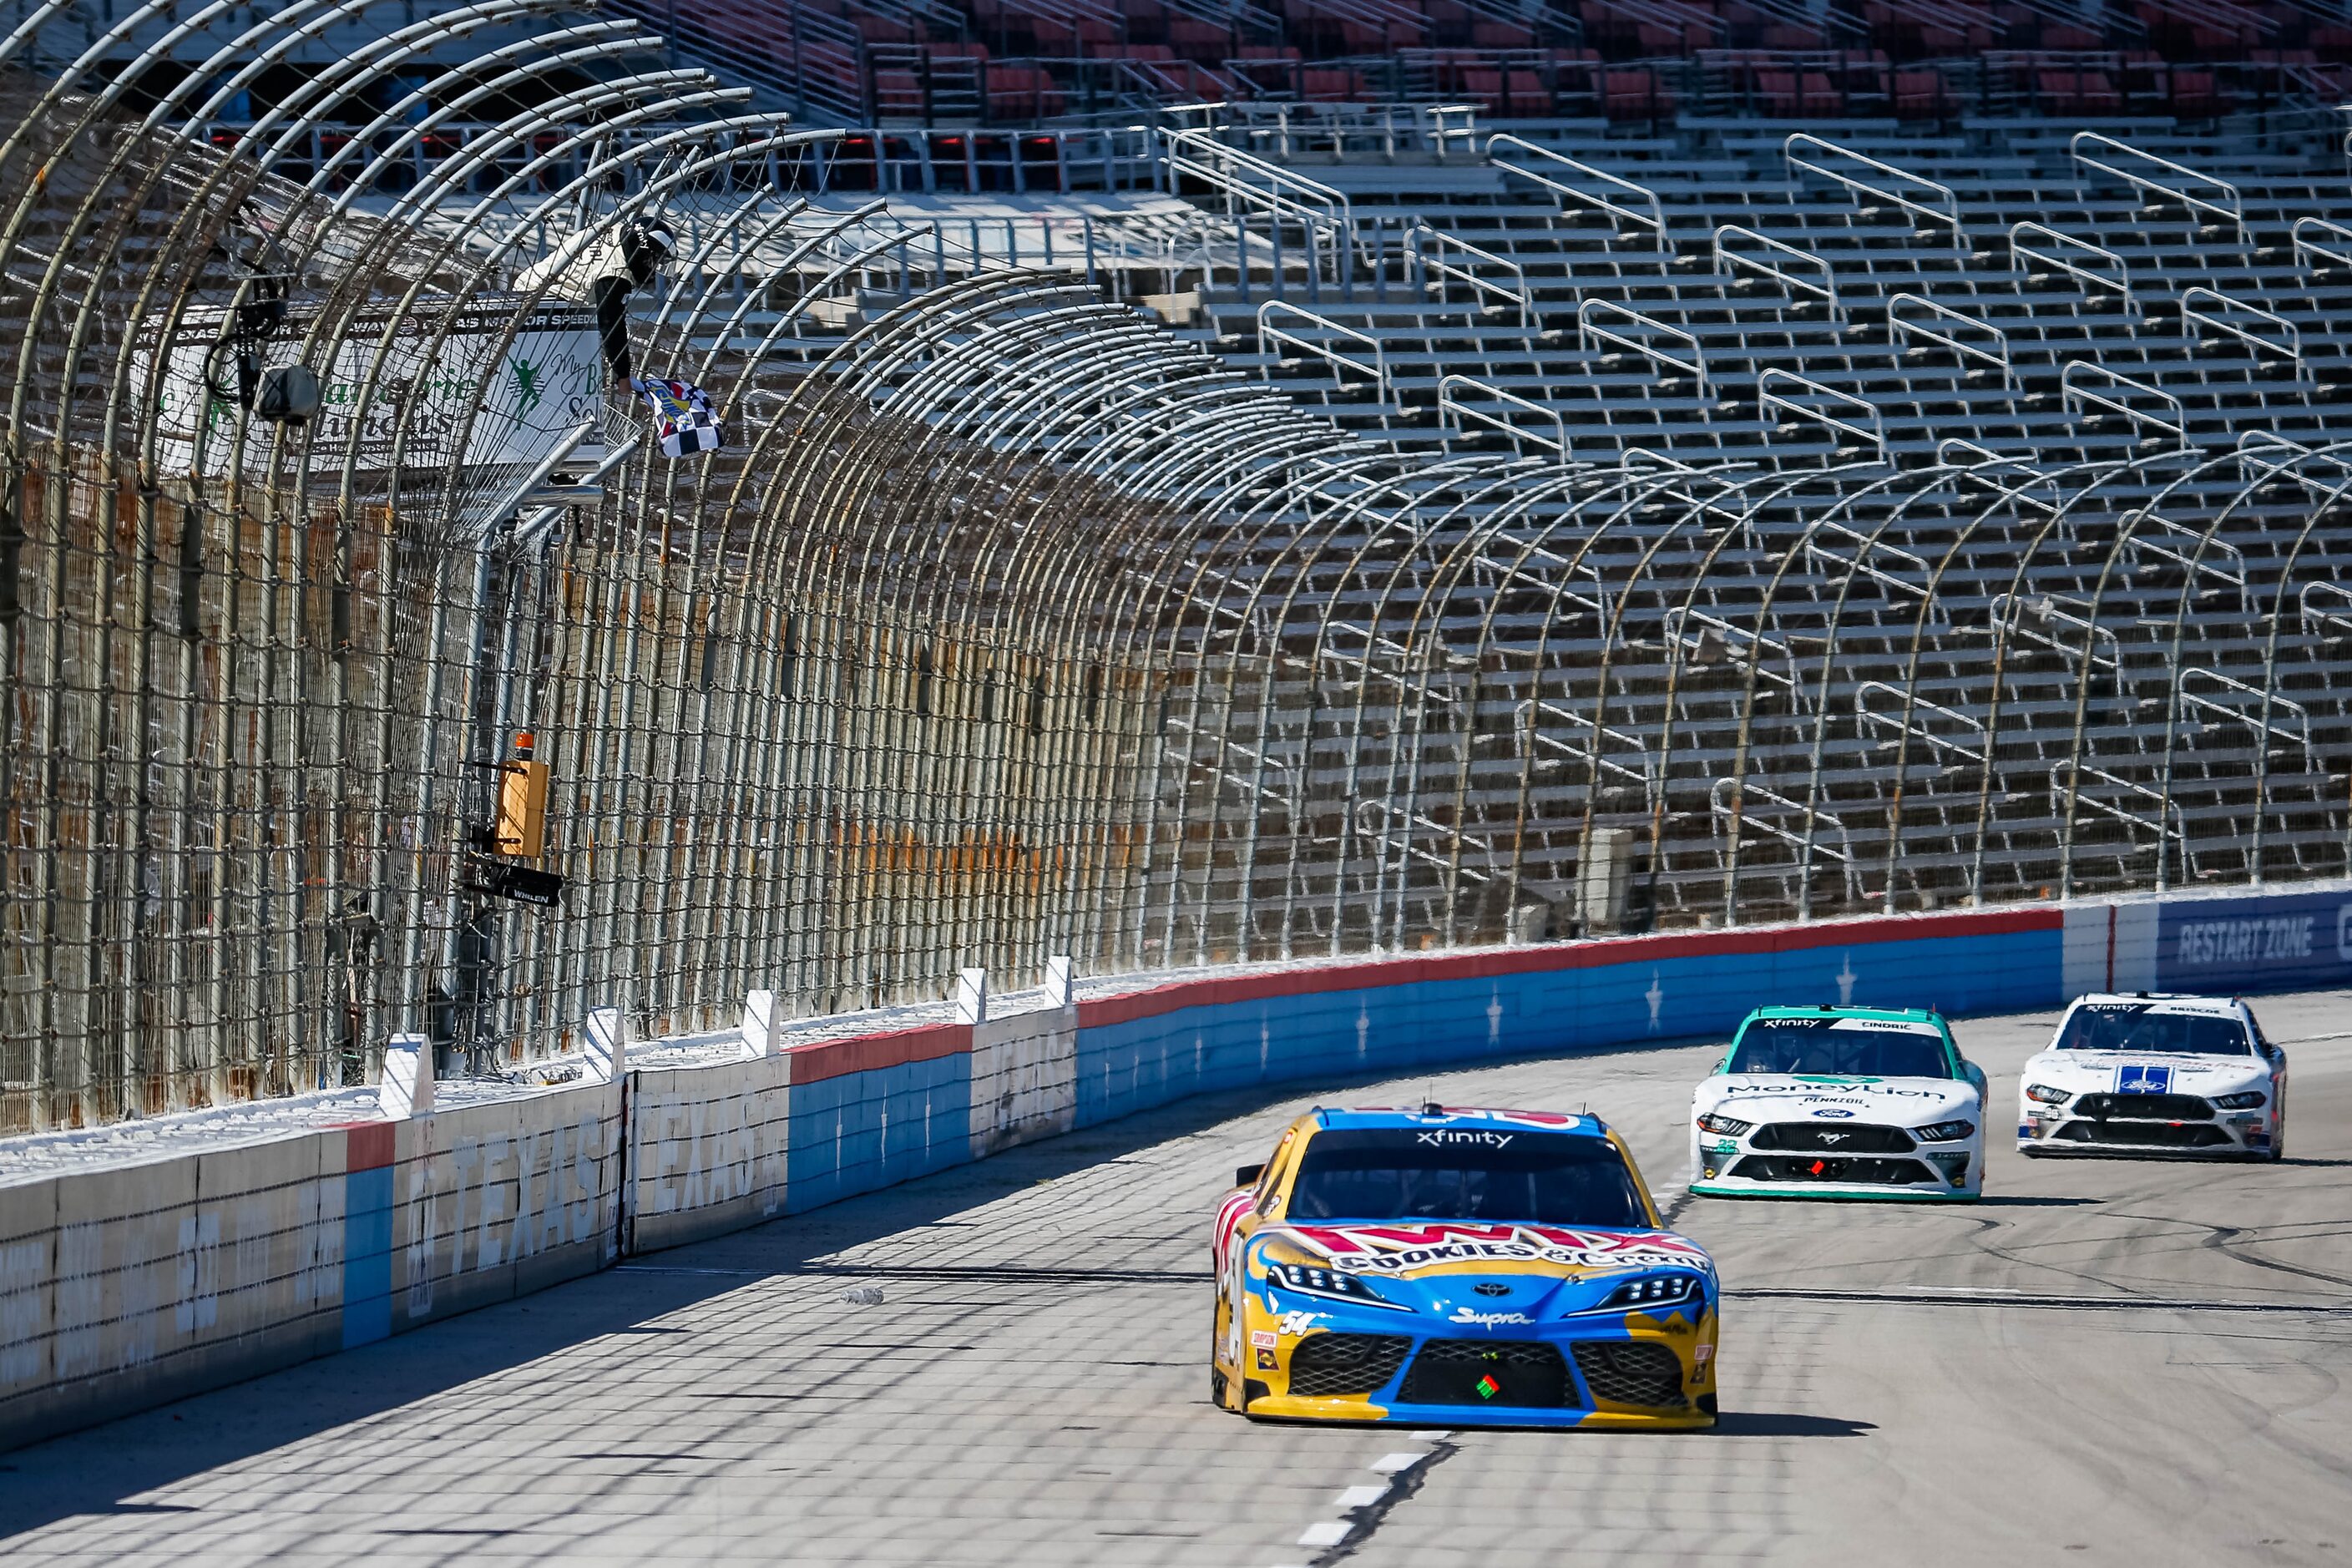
xmin=2212 ymin=1090 xmax=2266 ymax=1110
xmin=1264 ymin=1260 xmax=1410 ymax=1311
xmin=1912 ymin=1119 xmax=1975 ymax=1142
xmin=2024 ymin=1084 xmax=2068 ymax=1105
xmin=1696 ymin=1113 xmax=1753 ymax=1136
xmin=1574 ymin=1272 xmax=1706 ymax=1315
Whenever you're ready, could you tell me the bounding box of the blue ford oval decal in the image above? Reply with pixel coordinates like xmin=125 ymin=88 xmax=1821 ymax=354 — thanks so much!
xmin=1813 ymin=1108 xmax=1855 ymax=1119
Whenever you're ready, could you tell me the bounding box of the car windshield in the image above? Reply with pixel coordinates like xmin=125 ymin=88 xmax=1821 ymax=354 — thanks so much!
xmin=1724 ymin=1018 xmax=1951 ymax=1078
xmin=2053 ymin=1004 xmax=2252 ymax=1057
xmin=1284 ymin=1128 xmax=1651 ymax=1227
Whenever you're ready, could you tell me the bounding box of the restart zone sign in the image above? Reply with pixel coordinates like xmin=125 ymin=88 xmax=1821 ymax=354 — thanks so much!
xmin=2159 ymin=888 xmax=2352 ymax=993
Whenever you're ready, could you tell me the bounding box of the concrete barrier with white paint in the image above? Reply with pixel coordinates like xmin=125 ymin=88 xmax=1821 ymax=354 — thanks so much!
xmin=6 ymin=880 xmax=2349 ymax=1449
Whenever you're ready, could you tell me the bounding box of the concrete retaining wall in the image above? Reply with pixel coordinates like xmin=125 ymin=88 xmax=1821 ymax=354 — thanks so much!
xmin=6 ymin=880 xmax=2347 ymax=1449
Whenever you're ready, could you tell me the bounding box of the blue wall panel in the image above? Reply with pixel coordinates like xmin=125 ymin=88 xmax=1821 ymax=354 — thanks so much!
xmin=1072 ymin=923 xmax=2071 ymax=1131
xmin=2156 ymin=888 xmax=2352 ymax=995
xmin=786 ymin=1052 xmax=971 ymax=1214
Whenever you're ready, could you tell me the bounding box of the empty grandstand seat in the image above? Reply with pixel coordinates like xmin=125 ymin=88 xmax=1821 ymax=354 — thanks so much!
xmin=1917 ymin=23 xmax=1995 ymax=52
xmin=1893 ymin=68 xmax=1950 ymax=119
xmin=2171 ymin=68 xmax=2225 ymax=117
xmin=1605 ymin=68 xmax=1672 ymax=119
xmin=1168 ymin=18 xmax=1231 ymax=59
xmin=2040 ymin=24 xmax=2102 ymax=49
xmin=874 ymin=67 xmax=924 ymax=114
xmin=1302 ymin=67 xmax=1370 ymax=99
xmin=1473 ymin=21 xmax=1536 ymax=48
xmin=1505 ymin=68 xmax=1548 ymax=114
xmin=985 ymin=64 xmax=1065 ymax=116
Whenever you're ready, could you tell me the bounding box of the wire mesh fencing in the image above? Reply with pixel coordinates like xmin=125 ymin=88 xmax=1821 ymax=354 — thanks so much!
xmin=2 ymin=6 xmax=2349 ymax=1132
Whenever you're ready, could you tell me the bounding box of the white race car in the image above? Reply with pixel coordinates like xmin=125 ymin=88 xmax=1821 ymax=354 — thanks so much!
xmin=1691 ymin=1006 xmax=1987 ymax=1201
xmin=2018 ymin=994 xmax=2287 ymax=1160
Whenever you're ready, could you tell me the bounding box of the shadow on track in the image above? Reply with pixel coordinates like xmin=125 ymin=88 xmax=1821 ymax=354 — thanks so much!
xmin=3 ymin=1044 xmax=1719 ymax=1541
xmin=1713 ymin=1412 xmax=1877 ymax=1438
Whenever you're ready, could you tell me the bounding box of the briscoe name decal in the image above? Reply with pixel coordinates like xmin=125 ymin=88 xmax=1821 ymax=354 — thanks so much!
xmin=1290 ymin=1222 xmax=1709 ymax=1275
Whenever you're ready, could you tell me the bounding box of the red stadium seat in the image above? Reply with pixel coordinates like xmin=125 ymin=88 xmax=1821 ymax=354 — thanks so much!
xmin=1893 ymin=68 xmax=1949 ymax=119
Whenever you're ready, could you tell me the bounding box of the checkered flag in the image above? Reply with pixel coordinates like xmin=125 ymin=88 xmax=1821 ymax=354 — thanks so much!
xmin=630 ymin=376 xmax=725 ymax=458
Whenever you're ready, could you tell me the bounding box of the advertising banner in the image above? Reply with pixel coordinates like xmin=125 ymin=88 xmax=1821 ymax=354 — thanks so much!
xmin=2156 ymin=888 xmax=2352 ymax=994
xmin=135 ymin=298 xmax=601 ymax=477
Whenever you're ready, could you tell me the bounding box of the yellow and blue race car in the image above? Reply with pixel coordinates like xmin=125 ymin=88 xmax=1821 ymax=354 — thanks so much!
xmin=1210 ymin=1105 xmax=1717 ymax=1429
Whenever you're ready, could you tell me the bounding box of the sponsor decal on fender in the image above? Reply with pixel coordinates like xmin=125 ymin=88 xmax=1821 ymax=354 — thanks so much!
xmin=1255 ymin=1348 xmax=1278 ymax=1371
xmin=1251 ymin=1329 xmax=1279 ymax=1349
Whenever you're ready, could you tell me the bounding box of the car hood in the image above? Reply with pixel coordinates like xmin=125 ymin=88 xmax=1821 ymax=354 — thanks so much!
xmin=1266 ymin=1221 xmax=1713 ymax=1281
xmin=2023 ymin=1050 xmax=2272 ymax=1093
xmin=1693 ymin=1074 xmax=1977 ymax=1123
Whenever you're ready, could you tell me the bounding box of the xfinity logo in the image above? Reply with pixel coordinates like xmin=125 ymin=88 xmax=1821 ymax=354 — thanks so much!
xmin=1448 ymin=1307 xmax=1534 ymax=1327
xmin=1417 ymin=1130 xmax=1513 ymax=1148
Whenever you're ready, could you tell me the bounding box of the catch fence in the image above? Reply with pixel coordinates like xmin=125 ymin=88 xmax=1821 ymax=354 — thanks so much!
xmin=1 ymin=3 xmax=2347 ymax=1131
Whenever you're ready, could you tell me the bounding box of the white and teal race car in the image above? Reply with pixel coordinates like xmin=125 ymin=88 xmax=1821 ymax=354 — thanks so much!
xmin=1690 ymin=1006 xmax=1987 ymax=1201
xmin=2018 ymin=994 xmax=2287 ymax=1160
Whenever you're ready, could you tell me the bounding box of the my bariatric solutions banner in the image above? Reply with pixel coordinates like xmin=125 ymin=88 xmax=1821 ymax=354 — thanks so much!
xmin=2157 ymin=888 xmax=2352 ymax=994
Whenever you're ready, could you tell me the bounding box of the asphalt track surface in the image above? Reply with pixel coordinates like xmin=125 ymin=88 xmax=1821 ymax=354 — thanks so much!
xmin=3 ymin=991 xmax=2349 ymax=1566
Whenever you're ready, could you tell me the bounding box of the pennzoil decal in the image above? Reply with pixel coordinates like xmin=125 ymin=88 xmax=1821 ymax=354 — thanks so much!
xmin=1288 ymin=1222 xmax=1711 ymax=1275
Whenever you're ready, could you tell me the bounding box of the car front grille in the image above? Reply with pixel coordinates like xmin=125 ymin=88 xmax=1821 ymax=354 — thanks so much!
xmin=1285 ymin=1333 xmax=1412 ymax=1398
xmin=2054 ymin=1120 xmax=2232 ymax=1149
xmin=1398 ymin=1339 xmax=1575 ymax=1409
xmin=2070 ymin=1092 xmax=2213 ymax=1121
xmin=1731 ymin=1154 xmax=1934 ymax=1185
xmin=1751 ymin=1121 xmax=1916 ymax=1153
xmin=1572 ymin=1341 xmax=1689 ymax=1409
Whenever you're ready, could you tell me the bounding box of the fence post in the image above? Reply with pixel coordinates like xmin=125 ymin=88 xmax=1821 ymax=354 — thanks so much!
xmin=742 ymin=989 xmax=778 ymax=1056
xmin=378 ymin=1032 xmax=433 ymax=1118
xmin=1044 ymin=953 xmax=1074 ymax=1009
xmin=587 ymin=1005 xmax=630 ymax=1081
xmin=955 ymin=967 xmax=989 ymax=1025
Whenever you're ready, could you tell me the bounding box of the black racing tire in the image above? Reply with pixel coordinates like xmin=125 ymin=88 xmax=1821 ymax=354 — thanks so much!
xmin=1210 ymin=1368 xmax=1229 ymax=1408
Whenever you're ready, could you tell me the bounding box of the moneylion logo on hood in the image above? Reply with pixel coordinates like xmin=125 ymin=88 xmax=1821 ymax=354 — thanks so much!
xmin=1416 ymin=1129 xmax=1513 ymax=1147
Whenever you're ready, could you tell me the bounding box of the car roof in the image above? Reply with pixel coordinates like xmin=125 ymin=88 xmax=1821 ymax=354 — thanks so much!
xmin=1310 ymin=1105 xmax=1611 ymax=1136
xmin=1743 ymin=1004 xmax=1947 ymax=1025
xmin=2066 ymin=992 xmax=2245 ymax=1018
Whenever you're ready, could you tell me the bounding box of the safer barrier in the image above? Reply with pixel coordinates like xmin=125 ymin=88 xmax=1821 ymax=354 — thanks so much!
xmin=5 ymin=881 xmax=2348 ymax=1449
